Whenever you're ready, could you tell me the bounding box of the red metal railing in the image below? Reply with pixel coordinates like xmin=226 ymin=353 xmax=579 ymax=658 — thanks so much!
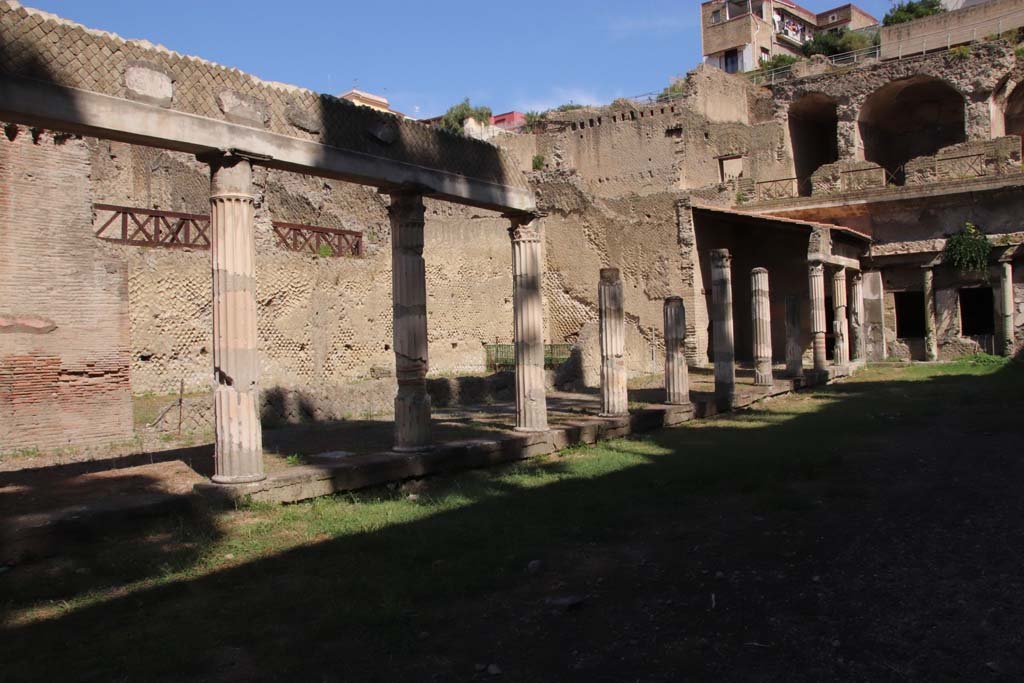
xmin=272 ymin=221 xmax=364 ymax=257
xmin=94 ymin=204 xmax=210 ymax=249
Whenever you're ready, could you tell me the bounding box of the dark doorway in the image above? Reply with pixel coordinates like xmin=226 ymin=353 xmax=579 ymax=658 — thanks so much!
xmin=895 ymin=291 xmax=926 ymax=338
xmin=859 ymin=76 xmax=966 ymax=185
xmin=1004 ymin=81 xmax=1024 ymax=139
xmin=959 ymin=287 xmax=995 ymax=336
xmin=825 ymin=296 xmax=835 ymax=360
xmin=789 ymin=94 xmax=839 ymax=195
xmin=724 ymin=49 xmax=740 ymax=74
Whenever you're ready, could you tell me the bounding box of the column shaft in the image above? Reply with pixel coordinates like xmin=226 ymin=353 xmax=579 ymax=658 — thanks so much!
xmin=1000 ymin=261 xmax=1015 ymax=357
xmin=599 ymin=268 xmax=628 ymax=416
xmin=664 ymin=297 xmax=691 ymax=405
xmin=509 ymin=218 xmax=548 ymax=431
xmin=832 ymin=267 xmax=850 ymax=366
xmin=209 ymin=156 xmax=264 ymax=484
xmin=390 ymin=192 xmax=431 ymax=451
xmin=711 ymin=250 xmax=736 ymax=409
xmin=923 ymin=267 xmax=938 ymax=362
xmin=784 ymin=294 xmax=803 ymax=376
xmin=751 ymin=268 xmax=773 ymax=386
xmin=809 ymin=261 xmax=828 ymax=371
xmin=850 ymin=272 xmax=865 ymax=361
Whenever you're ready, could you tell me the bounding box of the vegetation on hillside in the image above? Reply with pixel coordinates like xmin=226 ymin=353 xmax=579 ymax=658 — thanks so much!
xmin=803 ymin=28 xmax=876 ymax=57
xmin=438 ymin=98 xmax=493 ymax=136
xmin=758 ymin=54 xmax=800 ymax=73
xmin=657 ymin=77 xmax=686 ymax=101
xmin=883 ymin=0 xmax=945 ymax=27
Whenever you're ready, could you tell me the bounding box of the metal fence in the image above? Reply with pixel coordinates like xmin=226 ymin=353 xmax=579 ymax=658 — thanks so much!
xmin=484 ymin=343 xmax=573 ymax=373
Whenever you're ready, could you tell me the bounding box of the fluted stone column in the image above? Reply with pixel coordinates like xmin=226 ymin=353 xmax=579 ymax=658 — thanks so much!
xmin=999 ymin=260 xmax=1015 ymax=357
xmin=599 ymin=268 xmax=628 ymax=416
xmin=850 ymin=272 xmax=865 ymax=361
xmin=664 ymin=297 xmax=691 ymax=406
xmin=509 ymin=216 xmax=548 ymax=432
xmin=923 ymin=266 xmax=939 ymax=362
xmin=390 ymin=191 xmax=431 ymax=451
xmin=711 ymin=250 xmax=736 ymax=409
xmin=784 ymin=294 xmax=803 ymax=376
xmin=832 ymin=267 xmax=850 ymax=366
xmin=809 ymin=261 xmax=828 ymax=371
xmin=208 ymin=155 xmax=264 ymax=484
xmin=751 ymin=268 xmax=773 ymax=386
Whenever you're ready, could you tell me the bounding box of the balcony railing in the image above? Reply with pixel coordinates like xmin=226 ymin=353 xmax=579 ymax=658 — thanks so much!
xmin=94 ymin=204 xmax=210 ymax=249
xmin=271 ymin=221 xmax=364 ymax=257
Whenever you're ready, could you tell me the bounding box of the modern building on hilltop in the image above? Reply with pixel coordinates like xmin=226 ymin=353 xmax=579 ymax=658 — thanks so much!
xmin=701 ymin=0 xmax=879 ymax=73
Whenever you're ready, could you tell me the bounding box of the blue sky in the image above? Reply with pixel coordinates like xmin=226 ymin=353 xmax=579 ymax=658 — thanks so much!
xmin=27 ymin=0 xmax=896 ymax=118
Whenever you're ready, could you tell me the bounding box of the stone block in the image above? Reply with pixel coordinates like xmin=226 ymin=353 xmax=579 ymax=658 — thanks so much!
xmin=217 ymin=90 xmax=270 ymax=128
xmin=124 ymin=61 xmax=174 ymax=107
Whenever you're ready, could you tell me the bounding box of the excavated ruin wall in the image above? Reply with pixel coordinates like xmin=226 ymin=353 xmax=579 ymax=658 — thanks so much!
xmin=85 ymin=140 xmax=514 ymax=422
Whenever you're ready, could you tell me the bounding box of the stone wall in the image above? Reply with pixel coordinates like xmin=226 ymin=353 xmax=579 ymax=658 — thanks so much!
xmin=0 ymin=129 xmax=133 ymax=451
xmin=85 ymin=141 xmax=515 ymax=419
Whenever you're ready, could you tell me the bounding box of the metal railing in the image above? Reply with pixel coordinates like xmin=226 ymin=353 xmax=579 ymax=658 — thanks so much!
xmin=746 ymin=7 xmax=1024 ymax=86
xmin=94 ymin=204 xmax=210 ymax=249
xmin=271 ymin=221 xmax=364 ymax=258
xmin=485 ymin=343 xmax=573 ymax=373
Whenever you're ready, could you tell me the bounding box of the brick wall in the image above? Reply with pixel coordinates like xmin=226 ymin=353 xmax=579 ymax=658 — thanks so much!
xmin=0 ymin=127 xmax=132 ymax=452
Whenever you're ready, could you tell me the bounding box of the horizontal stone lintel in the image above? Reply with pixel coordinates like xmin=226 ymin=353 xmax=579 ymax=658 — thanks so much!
xmin=0 ymin=75 xmax=535 ymax=214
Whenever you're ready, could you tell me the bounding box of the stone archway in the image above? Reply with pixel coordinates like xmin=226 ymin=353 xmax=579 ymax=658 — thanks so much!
xmin=789 ymin=93 xmax=839 ymax=196
xmin=858 ymin=76 xmax=967 ymax=185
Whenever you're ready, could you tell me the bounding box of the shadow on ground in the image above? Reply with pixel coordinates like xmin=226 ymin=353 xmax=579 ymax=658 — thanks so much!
xmin=2 ymin=362 xmax=1022 ymax=682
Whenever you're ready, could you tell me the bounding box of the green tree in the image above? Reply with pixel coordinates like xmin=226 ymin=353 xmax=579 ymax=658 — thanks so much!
xmin=438 ymin=98 xmax=493 ymax=136
xmin=883 ymin=0 xmax=944 ymax=27
xmin=759 ymin=54 xmax=800 ymax=73
xmin=803 ymin=28 xmax=872 ymax=57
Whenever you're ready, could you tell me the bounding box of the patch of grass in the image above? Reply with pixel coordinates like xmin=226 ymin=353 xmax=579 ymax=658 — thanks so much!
xmin=4 ymin=361 xmax=1022 ymax=681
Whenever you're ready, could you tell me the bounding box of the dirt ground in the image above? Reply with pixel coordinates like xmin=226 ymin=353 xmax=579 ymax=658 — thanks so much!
xmin=1 ymin=360 xmax=1021 ymax=682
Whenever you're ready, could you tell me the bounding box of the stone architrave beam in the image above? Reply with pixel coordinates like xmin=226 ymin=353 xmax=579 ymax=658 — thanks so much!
xmin=0 ymin=75 xmax=535 ymax=214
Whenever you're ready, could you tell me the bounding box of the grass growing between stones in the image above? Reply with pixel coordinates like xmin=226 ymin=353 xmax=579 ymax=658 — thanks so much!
xmin=2 ymin=358 xmax=1021 ymax=681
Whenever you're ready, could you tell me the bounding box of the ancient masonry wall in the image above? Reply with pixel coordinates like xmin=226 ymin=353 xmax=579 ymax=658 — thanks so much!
xmin=0 ymin=129 xmax=133 ymax=451
xmin=86 ymin=141 xmax=514 ymax=412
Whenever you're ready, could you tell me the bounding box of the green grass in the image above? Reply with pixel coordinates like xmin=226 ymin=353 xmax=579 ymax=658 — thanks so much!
xmin=2 ymin=359 xmax=1021 ymax=680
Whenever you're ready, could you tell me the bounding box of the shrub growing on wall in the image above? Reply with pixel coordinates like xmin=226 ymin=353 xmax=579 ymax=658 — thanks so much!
xmin=944 ymin=222 xmax=992 ymax=273
xmin=439 ymin=99 xmax=493 ymax=136
xmin=803 ymin=28 xmax=873 ymax=57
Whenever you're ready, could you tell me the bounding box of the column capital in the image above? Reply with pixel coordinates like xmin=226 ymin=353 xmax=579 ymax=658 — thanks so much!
xmin=710 ymin=248 xmax=732 ymax=266
xmin=508 ymin=214 xmax=542 ymax=242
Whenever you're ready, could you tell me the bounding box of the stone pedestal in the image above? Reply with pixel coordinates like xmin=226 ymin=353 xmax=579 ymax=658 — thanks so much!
xmin=711 ymin=250 xmax=735 ymax=409
xmin=850 ymin=272 xmax=865 ymax=361
xmin=751 ymin=267 xmax=773 ymax=386
xmin=208 ymin=155 xmax=264 ymax=484
xmin=923 ymin=266 xmax=938 ymax=362
xmin=832 ymin=267 xmax=849 ymax=366
xmin=809 ymin=261 xmax=827 ymax=372
xmin=599 ymin=268 xmax=628 ymax=417
xmin=509 ymin=216 xmax=548 ymax=432
xmin=663 ymin=297 xmax=691 ymax=405
xmin=784 ymin=294 xmax=803 ymax=376
xmin=390 ymin=192 xmax=431 ymax=451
